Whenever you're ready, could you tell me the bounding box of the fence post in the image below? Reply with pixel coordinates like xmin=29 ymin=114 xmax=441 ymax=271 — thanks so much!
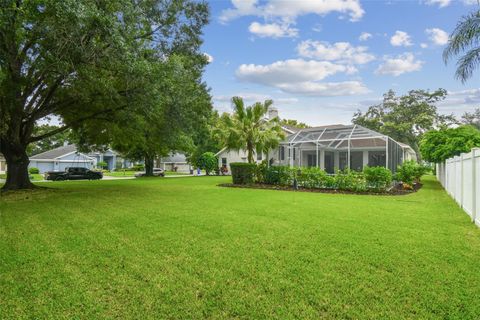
xmin=472 ymin=148 xmax=478 ymax=223
xmin=460 ymin=154 xmax=464 ymax=209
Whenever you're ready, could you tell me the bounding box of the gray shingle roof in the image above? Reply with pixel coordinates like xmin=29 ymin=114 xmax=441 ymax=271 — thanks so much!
xmin=30 ymin=144 xmax=78 ymax=159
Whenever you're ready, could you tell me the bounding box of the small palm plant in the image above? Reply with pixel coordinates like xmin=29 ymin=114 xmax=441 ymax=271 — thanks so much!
xmin=219 ymin=97 xmax=285 ymax=164
xmin=443 ymin=8 xmax=480 ymax=83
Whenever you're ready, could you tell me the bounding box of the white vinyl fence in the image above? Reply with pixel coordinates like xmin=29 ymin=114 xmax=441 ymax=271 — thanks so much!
xmin=436 ymin=148 xmax=480 ymax=226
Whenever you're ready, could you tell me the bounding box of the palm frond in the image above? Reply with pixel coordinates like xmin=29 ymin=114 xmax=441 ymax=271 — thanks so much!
xmin=443 ymin=10 xmax=480 ymax=63
xmin=455 ymin=47 xmax=480 ymax=83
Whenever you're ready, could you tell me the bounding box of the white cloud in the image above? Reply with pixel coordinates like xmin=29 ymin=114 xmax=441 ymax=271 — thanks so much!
xmin=276 ymin=81 xmax=369 ymax=96
xmin=297 ymin=40 xmax=375 ymax=64
xmin=438 ymin=88 xmax=480 ymax=115
xmin=425 ymin=28 xmax=449 ymax=45
xmin=425 ymin=0 xmax=451 ymax=8
xmin=390 ymin=31 xmax=413 ymax=47
xmin=420 ymin=43 xmax=428 ymax=48
xmin=219 ymin=0 xmax=258 ymax=23
xmin=236 ymin=59 xmax=354 ymax=84
xmin=220 ymin=0 xmax=365 ymax=23
xmin=235 ymin=59 xmax=368 ymax=96
xmin=204 ymin=53 xmax=214 ymax=63
xmin=375 ymin=53 xmax=423 ymax=76
xmin=359 ymin=32 xmax=372 ymax=41
xmin=248 ymin=21 xmax=298 ymax=38
xmin=424 ymin=0 xmax=476 ymax=7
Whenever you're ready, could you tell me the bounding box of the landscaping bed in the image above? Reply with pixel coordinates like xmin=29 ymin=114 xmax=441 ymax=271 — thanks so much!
xmin=219 ymin=181 xmax=422 ymax=195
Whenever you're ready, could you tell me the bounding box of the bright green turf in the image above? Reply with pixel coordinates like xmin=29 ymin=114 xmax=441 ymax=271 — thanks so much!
xmin=1 ymin=176 xmax=479 ymax=319
xmin=0 ymin=173 xmax=43 ymax=181
xmin=104 ymin=171 xmax=191 ymax=177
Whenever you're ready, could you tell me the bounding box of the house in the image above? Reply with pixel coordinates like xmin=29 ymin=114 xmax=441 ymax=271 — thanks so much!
xmin=28 ymin=144 xmax=118 ymax=173
xmin=0 ymin=154 xmax=6 ymax=173
xmin=215 ymin=107 xmax=296 ymax=171
xmin=216 ymin=109 xmax=416 ymax=174
xmin=156 ymin=152 xmax=192 ymax=173
xmin=275 ymin=124 xmax=416 ymax=173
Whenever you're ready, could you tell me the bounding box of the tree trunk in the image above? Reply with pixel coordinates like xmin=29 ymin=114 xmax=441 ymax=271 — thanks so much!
xmin=144 ymin=156 xmax=154 ymax=176
xmin=247 ymin=142 xmax=254 ymax=164
xmin=1 ymin=140 xmax=35 ymax=191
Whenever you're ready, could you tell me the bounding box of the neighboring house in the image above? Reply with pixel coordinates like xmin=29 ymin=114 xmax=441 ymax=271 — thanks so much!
xmin=0 ymin=154 xmax=6 ymax=174
xmin=156 ymin=153 xmax=192 ymax=173
xmin=29 ymin=144 xmax=118 ymax=173
xmin=216 ymin=109 xmax=416 ymax=174
xmin=87 ymin=149 xmax=118 ymax=170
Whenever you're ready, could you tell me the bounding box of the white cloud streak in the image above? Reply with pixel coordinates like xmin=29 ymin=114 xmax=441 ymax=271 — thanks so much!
xmin=375 ymin=53 xmax=423 ymax=76
xmin=297 ymin=40 xmax=375 ymax=64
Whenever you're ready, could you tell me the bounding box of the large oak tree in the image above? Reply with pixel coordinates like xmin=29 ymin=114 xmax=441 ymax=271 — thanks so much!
xmin=0 ymin=0 xmax=209 ymax=190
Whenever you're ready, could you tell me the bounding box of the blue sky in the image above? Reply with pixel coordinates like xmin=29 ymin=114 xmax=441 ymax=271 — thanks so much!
xmin=201 ymin=0 xmax=480 ymax=126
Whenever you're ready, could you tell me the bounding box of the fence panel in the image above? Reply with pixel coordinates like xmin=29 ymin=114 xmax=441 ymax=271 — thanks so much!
xmin=437 ymin=148 xmax=479 ymax=227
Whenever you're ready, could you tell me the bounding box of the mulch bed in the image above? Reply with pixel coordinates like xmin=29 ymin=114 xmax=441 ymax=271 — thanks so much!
xmin=218 ymin=182 xmax=422 ymax=196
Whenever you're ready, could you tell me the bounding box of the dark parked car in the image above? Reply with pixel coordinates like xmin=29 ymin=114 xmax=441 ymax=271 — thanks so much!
xmin=134 ymin=168 xmax=165 ymax=177
xmin=44 ymin=167 xmax=103 ymax=181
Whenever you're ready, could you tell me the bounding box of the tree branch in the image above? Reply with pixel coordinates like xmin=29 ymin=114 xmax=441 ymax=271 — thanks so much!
xmin=28 ymin=104 xmax=129 ymax=143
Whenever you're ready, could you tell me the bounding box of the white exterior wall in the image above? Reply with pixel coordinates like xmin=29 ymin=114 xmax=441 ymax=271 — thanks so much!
xmin=216 ymin=149 xmax=265 ymax=172
xmin=437 ymin=148 xmax=480 ymax=227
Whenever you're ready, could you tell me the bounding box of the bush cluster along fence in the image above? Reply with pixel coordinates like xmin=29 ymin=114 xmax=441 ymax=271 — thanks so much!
xmin=436 ymin=148 xmax=480 ymax=226
xmin=230 ymin=162 xmax=394 ymax=193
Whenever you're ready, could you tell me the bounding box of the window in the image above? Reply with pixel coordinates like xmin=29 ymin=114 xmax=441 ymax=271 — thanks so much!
xmin=257 ymin=152 xmax=262 ymax=161
xmin=221 ymin=158 xmax=227 ymax=166
xmin=279 ymin=146 xmax=285 ymax=161
xmin=293 ymin=148 xmax=296 ymax=160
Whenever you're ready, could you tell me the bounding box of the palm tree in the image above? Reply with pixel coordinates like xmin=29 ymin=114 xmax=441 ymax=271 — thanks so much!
xmin=443 ymin=8 xmax=480 ymax=83
xmin=220 ymin=97 xmax=285 ymax=164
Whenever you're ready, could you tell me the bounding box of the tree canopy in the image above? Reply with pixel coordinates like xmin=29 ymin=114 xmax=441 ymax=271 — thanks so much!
xmin=219 ymin=97 xmax=285 ymax=164
xmin=420 ymin=125 xmax=480 ymax=163
xmin=352 ymin=89 xmax=456 ymax=158
xmin=27 ymin=124 xmax=71 ymax=156
xmin=0 ymin=0 xmax=209 ymax=190
xmin=461 ymin=108 xmax=480 ymax=130
xmin=279 ymin=119 xmax=310 ymax=129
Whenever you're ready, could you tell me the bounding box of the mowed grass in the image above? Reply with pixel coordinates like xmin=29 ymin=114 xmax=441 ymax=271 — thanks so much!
xmin=1 ymin=176 xmax=480 ymax=319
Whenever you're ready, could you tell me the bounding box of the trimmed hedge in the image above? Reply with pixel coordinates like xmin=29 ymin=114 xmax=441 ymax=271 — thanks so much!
xmin=230 ymin=162 xmax=257 ymax=184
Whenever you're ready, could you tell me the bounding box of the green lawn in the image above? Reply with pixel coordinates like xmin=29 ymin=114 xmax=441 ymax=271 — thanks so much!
xmin=104 ymin=170 xmax=191 ymax=177
xmin=1 ymin=176 xmax=480 ymax=319
xmin=0 ymin=173 xmax=43 ymax=181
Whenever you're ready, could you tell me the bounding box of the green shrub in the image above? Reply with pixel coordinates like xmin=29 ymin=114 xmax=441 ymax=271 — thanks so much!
xmin=265 ymin=166 xmax=293 ymax=185
xmin=198 ymin=152 xmax=217 ymax=175
xmin=334 ymin=170 xmax=366 ymax=192
xmin=363 ymin=166 xmax=392 ymax=192
xmin=255 ymin=161 xmax=268 ymax=183
xmin=97 ymin=161 xmax=108 ymax=169
xmin=395 ymin=160 xmax=418 ymax=185
xmin=28 ymin=167 xmax=39 ymax=174
xmin=230 ymin=162 xmax=256 ymax=184
xmin=132 ymin=164 xmax=145 ymax=171
xmin=414 ymin=163 xmax=430 ymax=182
xmin=297 ymin=167 xmax=332 ymax=189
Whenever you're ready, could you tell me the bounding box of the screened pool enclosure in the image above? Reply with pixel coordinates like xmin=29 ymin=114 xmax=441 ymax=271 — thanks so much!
xmin=274 ymin=124 xmax=416 ymax=173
